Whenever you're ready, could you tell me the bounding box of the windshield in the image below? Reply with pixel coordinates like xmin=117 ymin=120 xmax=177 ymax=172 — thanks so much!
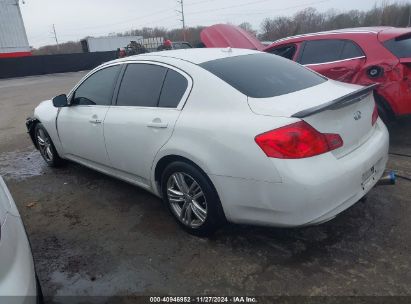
xmin=384 ymin=34 xmax=411 ymax=58
xmin=200 ymin=53 xmax=327 ymax=98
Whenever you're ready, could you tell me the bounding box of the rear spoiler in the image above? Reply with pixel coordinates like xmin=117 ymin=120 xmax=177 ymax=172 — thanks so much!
xmin=292 ymin=84 xmax=378 ymax=118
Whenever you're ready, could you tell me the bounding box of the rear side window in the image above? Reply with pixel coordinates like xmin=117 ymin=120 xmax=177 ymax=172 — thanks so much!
xmin=200 ymin=53 xmax=326 ymax=98
xmin=341 ymin=41 xmax=364 ymax=59
xmin=300 ymin=40 xmax=345 ymax=65
xmin=384 ymin=34 xmax=411 ymax=58
xmin=158 ymin=69 xmax=188 ymax=108
xmin=117 ymin=64 xmax=167 ymax=107
xmin=73 ymin=65 xmax=121 ymax=106
xmin=268 ymin=45 xmax=296 ymax=60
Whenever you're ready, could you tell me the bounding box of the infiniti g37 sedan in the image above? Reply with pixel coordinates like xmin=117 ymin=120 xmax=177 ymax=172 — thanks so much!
xmin=26 ymin=48 xmax=389 ymax=236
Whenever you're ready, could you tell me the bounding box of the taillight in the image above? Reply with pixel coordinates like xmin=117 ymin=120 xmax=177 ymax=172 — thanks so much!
xmin=372 ymin=103 xmax=379 ymax=126
xmin=255 ymin=121 xmax=343 ymax=159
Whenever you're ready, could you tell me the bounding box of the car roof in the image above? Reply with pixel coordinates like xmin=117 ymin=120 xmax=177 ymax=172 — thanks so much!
xmin=271 ymin=26 xmax=394 ymax=44
xmin=111 ymin=48 xmax=261 ymax=65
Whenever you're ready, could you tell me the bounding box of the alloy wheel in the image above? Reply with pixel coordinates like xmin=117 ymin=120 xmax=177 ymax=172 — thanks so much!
xmin=166 ymin=172 xmax=208 ymax=228
xmin=36 ymin=128 xmax=54 ymax=162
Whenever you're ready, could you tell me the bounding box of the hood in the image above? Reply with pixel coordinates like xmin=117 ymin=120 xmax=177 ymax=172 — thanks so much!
xmin=201 ymin=24 xmax=264 ymax=51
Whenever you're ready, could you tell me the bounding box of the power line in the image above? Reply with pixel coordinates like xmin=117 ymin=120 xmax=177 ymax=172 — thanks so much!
xmin=186 ymin=0 xmax=281 ymax=15
xmin=209 ymin=0 xmax=331 ymax=16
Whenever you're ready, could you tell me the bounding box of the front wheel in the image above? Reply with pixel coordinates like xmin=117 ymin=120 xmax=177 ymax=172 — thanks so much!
xmin=34 ymin=123 xmax=64 ymax=167
xmin=161 ymin=161 xmax=225 ymax=236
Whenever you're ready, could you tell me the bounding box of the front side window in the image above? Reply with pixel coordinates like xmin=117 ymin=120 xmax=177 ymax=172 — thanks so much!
xmin=117 ymin=64 xmax=167 ymax=107
xmin=268 ymin=45 xmax=296 ymax=60
xmin=200 ymin=53 xmax=326 ymax=98
xmin=72 ymin=65 xmax=121 ymax=106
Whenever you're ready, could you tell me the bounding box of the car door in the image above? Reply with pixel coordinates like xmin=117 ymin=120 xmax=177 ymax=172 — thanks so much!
xmin=104 ymin=62 xmax=191 ymax=187
xmin=57 ymin=64 xmax=122 ymax=166
xmin=298 ymin=39 xmax=366 ymax=83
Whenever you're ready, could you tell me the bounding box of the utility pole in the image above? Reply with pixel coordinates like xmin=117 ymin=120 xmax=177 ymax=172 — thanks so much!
xmin=408 ymin=6 xmax=411 ymax=27
xmin=177 ymin=0 xmax=186 ymax=41
xmin=52 ymin=24 xmax=60 ymax=50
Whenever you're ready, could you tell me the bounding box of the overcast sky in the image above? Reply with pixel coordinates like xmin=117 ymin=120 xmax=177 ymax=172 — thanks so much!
xmin=21 ymin=0 xmax=389 ymax=47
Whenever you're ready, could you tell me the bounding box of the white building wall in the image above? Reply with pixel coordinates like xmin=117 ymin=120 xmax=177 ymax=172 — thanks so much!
xmin=85 ymin=36 xmax=144 ymax=52
xmin=0 ymin=0 xmax=30 ymax=54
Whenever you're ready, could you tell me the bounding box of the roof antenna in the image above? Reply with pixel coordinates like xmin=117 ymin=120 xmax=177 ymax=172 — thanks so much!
xmin=222 ymin=47 xmax=232 ymax=53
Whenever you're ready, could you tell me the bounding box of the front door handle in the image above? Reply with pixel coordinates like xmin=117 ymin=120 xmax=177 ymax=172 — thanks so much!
xmin=89 ymin=115 xmax=102 ymax=124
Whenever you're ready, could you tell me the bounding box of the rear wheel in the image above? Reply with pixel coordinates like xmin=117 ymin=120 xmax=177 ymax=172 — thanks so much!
xmin=376 ymin=102 xmax=390 ymax=125
xmin=161 ymin=161 xmax=225 ymax=236
xmin=374 ymin=93 xmax=394 ymax=125
xmin=34 ymin=123 xmax=64 ymax=167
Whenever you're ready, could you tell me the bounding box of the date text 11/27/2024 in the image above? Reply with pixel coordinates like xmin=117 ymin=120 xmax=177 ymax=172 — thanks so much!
xmin=149 ymin=297 xmax=258 ymax=303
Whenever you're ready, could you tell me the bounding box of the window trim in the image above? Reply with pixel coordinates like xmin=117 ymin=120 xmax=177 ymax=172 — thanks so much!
xmin=112 ymin=60 xmax=193 ymax=110
xmin=304 ymin=55 xmax=366 ymax=67
xmin=67 ymin=62 xmax=124 ymax=107
xmin=298 ymin=39 xmax=366 ymax=66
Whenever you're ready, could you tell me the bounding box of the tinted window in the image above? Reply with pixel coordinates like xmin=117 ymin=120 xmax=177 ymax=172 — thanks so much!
xmin=158 ymin=69 xmax=188 ymax=108
xmin=300 ymin=40 xmax=345 ymax=65
xmin=200 ymin=53 xmax=326 ymax=98
xmin=384 ymin=34 xmax=411 ymax=58
xmin=341 ymin=41 xmax=364 ymax=59
xmin=73 ymin=65 xmax=121 ymax=106
xmin=117 ymin=64 xmax=167 ymax=107
xmin=173 ymin=42 xmax=192 ymax=49
xmin=269 ymin=45 xmax=296 ymax=60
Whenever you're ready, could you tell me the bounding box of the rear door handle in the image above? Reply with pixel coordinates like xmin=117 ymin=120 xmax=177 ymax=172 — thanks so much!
xmin=146 ymin=122 xmax=168 ymax=128
xmin=89 ymin=119 xmax=102 ymax=124
xmin=330 ymin=67 xmax=349 ymax=72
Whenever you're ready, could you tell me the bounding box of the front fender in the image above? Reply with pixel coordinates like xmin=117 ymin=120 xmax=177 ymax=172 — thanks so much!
xmin=31 ymin=100 xmax=64 ymax=156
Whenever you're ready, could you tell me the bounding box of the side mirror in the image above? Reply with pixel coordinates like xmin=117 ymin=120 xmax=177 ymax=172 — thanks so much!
xmin=52 ymin=94 xmax=68 ymax=107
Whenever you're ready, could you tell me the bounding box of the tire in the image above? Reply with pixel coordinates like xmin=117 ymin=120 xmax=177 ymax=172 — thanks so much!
xmin=161 ymin=161 xmax=225 ymax=236
xmin=34 ymin=123 xmax=64 ymax=167
xmin=376 ymin=102 xmax=390 ymax=125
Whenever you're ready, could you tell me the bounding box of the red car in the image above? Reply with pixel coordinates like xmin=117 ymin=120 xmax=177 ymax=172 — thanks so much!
xmin=201 ymin=25 xmax=411 ymax=121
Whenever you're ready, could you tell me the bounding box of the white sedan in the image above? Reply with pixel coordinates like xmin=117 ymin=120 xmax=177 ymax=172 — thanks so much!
xmin=0 ymin=176 xmax=39 ymax=303
xmin=26 ymin=48 xmax=389 ymax=236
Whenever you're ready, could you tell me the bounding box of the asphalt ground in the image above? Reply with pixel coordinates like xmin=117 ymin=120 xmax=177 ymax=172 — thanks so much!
xmin=0 ymin=72 xmax=410 ymax=302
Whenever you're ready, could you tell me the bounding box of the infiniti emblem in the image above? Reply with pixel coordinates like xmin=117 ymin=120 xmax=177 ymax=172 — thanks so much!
xmin=354 ymin=111 xmax=362 ymax=121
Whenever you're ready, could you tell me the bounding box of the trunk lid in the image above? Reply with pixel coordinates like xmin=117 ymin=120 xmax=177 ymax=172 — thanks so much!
xmin=200 ymin=24 xmax=264 ymax=50
xmin=248 ymin=80 xmax=377 ymax=158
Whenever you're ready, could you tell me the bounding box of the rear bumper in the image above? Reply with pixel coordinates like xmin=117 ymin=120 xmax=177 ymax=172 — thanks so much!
xmin=211 ymin=119 xmax=389 ymax=227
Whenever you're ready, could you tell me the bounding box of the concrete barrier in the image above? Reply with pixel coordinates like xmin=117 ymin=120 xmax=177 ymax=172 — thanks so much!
xmin=0 ymin=51 xmax=117 ymax=79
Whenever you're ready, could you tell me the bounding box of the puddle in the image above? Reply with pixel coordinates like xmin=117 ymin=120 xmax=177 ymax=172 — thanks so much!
xmin=50 ymin=261 xmax=158 ymax=298
xmin=0 ymin=147 xmax=47 ymax=180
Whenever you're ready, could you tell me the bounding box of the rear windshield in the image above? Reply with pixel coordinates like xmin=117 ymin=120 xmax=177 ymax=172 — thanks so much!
xmin=384 ymin=34 xmax=411 ymax=58
xmin=200 ymin=53 xmax=326 ymax=98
